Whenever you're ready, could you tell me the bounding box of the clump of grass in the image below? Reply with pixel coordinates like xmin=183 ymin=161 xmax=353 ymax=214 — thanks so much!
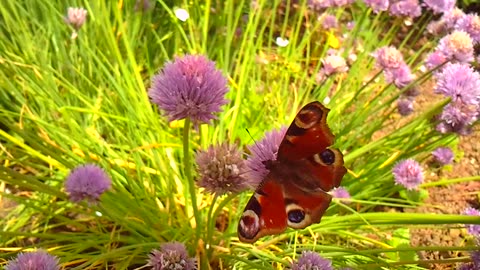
xmin=1 ymin=0 xmax=480 ymax=269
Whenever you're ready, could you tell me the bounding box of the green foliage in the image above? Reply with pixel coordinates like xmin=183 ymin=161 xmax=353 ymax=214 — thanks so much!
xmin=0 ymin=0 xmax=479 ymax=269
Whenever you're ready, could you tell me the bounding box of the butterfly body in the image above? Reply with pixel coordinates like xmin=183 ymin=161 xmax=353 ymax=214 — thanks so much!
xmin=238 ymin=101 xmax=346 ymax=243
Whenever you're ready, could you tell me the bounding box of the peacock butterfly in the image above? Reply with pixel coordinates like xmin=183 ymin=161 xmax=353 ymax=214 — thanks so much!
xmin=238 ymin=101 xmax=347 ymax=243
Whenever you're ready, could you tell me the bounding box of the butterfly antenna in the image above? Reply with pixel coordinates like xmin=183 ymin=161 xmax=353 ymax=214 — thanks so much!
xmin=246 ymin=128 xmax=257 ymax=145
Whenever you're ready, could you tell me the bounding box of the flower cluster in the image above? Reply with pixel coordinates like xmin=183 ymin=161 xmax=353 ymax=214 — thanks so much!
xmin=148 ymin=54 xmax=229 ymax=127
xmin=364 ymin=0 xmax=389 ymax=13
xmin=423 ymin=0 xmax=455 ymax=14
xmin=373 ymin=46 xmax=417 ymax=115
xmin=65 ymin=164 xmax=112 ymax=203
xmin=464 ymin=207 xmax=480 ymax=237
xmin=433 ymin=63 xmax=480 ymax=135
xmin=392 ymin=159 xmax=424 ymax=190
xmin=331 ymin=186 xmax=351 ymax=203
xmin=290 ymin=251 xmax=333 ymax=270
xmin=389 ymin=0 xmax=421 ymax=18
xmin=245 ymin=127 xmax=287 ymax=187
xmin=196 ymin=143 xmax=250 ymax=195
xmin=147 ymin=242 xmax=196 ymax=270
xmin=5 ymin=250 xmax=60 ymax=270
xmin=432 ymin=147 xmax=454 ymax=165
xmin=64 ymin=7 xmax=87 ymax=30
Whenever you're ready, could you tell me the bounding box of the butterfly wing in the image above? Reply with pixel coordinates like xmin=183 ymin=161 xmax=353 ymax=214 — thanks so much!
xmin=238 ymin=101 xmax=346 ymax=243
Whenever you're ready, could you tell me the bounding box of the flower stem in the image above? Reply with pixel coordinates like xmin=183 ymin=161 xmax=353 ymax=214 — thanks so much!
xmin=183 ymin=118 xmax=201 ymax=248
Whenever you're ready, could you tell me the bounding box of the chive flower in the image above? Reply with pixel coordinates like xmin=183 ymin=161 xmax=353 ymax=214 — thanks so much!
xmin=397 ymin=98 xmax=414 ymax=116
xmin=64 ymin=7 xmax=87 ymax=30
xmin=331 ymin=187 xmax=351 ymax=203
xmin=372 ymin=46 xmax=405 ymax=70
xmin=437 ymin=30 xmax=475 ymax=63
xmin=389 ymin=0 xmax=421 ymax=18
xmin=423 ymin=0 xmax=455 ymax=14
xmin=245 ymin=126 xmax=287 ymax=188
xmin=5 ymin=249 xmax=60 ymax=270
xmin=432 ymin=147 xmax=454 ymax=165
xmin=195 ymin=143 xmax=249 ymax=195
xmin=364 ymin=0 xmax=389 ymax=14
xmin=291 ymin=251 xmax=333 ymax=270
xmin=148 ymin=55 xmax=229 ymax=127
xmin=434 ymin=63 xmax=480 ymax=106
xmin=455 ymin=13 xmax=480 ymax=44
xmin=464 ymin=207 xmax=480 ymax=237
xmin=392 ymin=159 xmax=424 ymax=190
xmin=147 ymin=242 xmax=196 ymax=270
xmin=65 ymin=164 xmax=112 ymax=203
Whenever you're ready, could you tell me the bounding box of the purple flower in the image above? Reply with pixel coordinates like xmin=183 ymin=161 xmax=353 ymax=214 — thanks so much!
xmin=455 ymin=13 xmax=480 ymax=44
xmin=423 ymin=0 xmax=455 ymax=14
xmin=245 ymin=127 xmax=287 ymax=187
xmin=397 ymin=98 xmax=414 ymax=116
xmin=308 ymin=0 xmax=332 ymax=9
xmin=437 ymin=30 xmax=475 ymax=63
xmin=135 ymin=0 xmax=152 ymax=12
xmin=321 ymin=55 xmax=349 ymax=75
xmin=364 ymin=0 xmax=389 ymax=13
xmin=64 ymin=7 xmax=87 ymax=30
xmin=331 ymin=0 xmax=356 ymax=6
xmin=443 ymin=8 xmax=466 ymax=29
xmin=425 ymin=51 xmax=447 ymax=70
xmin=427 ymin=19 xmax=448 ymax=35
xmin=389 ymin=0 xmax=421 ymax=18
xmin=331 ymin=187 xmax=351 ymax=203
xmin=432 ymin=147 xmax=454 ymax=165
xmin=384 ymin=64 xmax=415 ymax=88
xmin=291 ymin=251 xmax=333 ymax=270
xmin=392 ymin=159 xmax=424 ymax=190
xmin=195 ymin=143 xmax=249 ymax=195
xmin=439 ymin=101 xmax=478 ymax=131
xmin=147 ymin=242 xmax=196 ymax=270
xmin=65 ymin=164 xmax=112 ymax=203
xmin=434 ymin=63 xmax=480 ymax=106
xmin=472 ymin=251 xmax=480 ymax=268
xmin=464 ymin=207 xmax=480 ymax=237
xmin=321 ymin=14 xmax=338 ymax=30
xmin=148 ymin=55 xmax=229 ymax=127
xmin=372 ymin=46 xmax=405 ymax=70
xmin=5 ymin=249 xmax=60 ymax=270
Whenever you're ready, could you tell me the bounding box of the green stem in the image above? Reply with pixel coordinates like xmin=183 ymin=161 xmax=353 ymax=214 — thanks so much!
xmin=183 ymin=118 xmax=201 ymax=248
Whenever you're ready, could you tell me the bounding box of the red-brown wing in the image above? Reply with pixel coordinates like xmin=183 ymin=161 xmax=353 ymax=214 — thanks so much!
xmin=237 ymin=175 xmax=332 ymax=243
xmin=238 ymin=101 xmax=346 ymax=243
xmin=277 ymin=101 xmax=334 ymax=160
xmin=278 ymin=101 xmax=346 ymax=191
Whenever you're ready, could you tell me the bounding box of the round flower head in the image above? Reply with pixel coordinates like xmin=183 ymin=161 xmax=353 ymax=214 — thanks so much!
xmin=364 ymin=0 xmax=389 ymax=13
xmin=291 ymin=251 xmax=333 ymax=270
xmin=464 ymin=207 xmax=480 ymax=237
xmin=432 ymin=147 xmax=454 ymax=165
xmin=389 ymin=0 xmax=421 ymax=18
xmin=384 ymin=64 xmax=415 ymax=88
xmin=434 ymin=63 xmax=480 ymax=106
xmin=397 ymin=98 xmax=414 ymax=116
xmin=196 ymin=143 xmax=249 ymax=195
xmin=455 ymin=13 xmax=480 ymax=44
xmin=148 ymin=55 xmax=229 ymax=127
xmin=372 ymin=46 xmax=405 ymax=70
xmin=425 ymin=51 xmax=447 ymax=70
xmin=423 ymin=0 xmax=455 ymax=14
xmin=308 ymin=0 xmax=332 ymax=9
xmin=321 ymin=14 xmax=338 ymax=30
xmin=442 ymin=7 xmax=466 ymax=30
xmin=392 ymin=159 xmax=424 ymax=190
xmin=65 ymin=164 xmax=112 ymax=203
xmin=64 ymin=7 xmax=87 ymax=30
xmin=5 ymin=249 xmax=60 ymax=270
xmin=331 ymin=187 xmax=351 ymax=204
xmin=439 ymin=101 xmax=478 ymax=133
xmin=245 ymin=126 xmax=287 ymax=188
xmin=147 ymin=242 xmax=196 ymax=270
xmin=437 ymin=30 xmax=474 ymax=63
xmin=321 ymin=55 xmax=349 ymax=76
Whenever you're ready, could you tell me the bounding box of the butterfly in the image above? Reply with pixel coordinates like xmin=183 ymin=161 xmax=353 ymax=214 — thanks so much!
xmin=238 ymin=101 xmax=347 ymax=243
